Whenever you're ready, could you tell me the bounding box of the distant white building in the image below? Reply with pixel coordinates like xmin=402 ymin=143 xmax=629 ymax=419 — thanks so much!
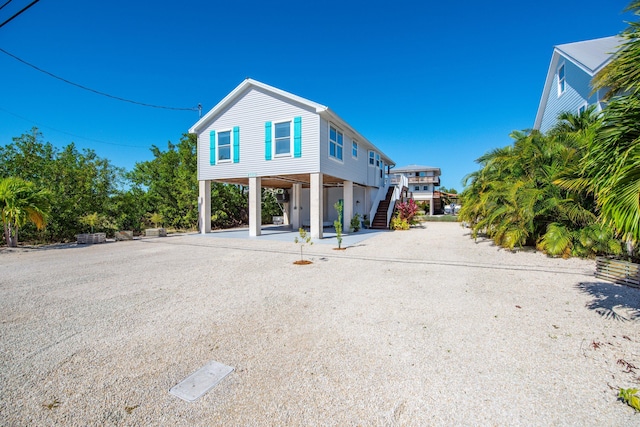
xmin=390 ymin=165 xmax=441 ymax=215
xmin=534 ymin=36 xmax=622 ymax=133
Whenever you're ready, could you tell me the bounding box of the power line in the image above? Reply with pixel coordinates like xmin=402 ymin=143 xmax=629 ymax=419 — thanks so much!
xmin=0 ymin=0 xmax=39 ymax=29
xmin=0 ymin=0 xmax=15 ymax=12
xmin=0 ymin=47 xmax=200 ymax=112
xmin=0 ymin=106 xmax=151 ymax=148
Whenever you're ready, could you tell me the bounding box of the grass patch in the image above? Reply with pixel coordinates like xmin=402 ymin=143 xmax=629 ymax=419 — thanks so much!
xmin=418 ymin=215 xmax=460 ymax=222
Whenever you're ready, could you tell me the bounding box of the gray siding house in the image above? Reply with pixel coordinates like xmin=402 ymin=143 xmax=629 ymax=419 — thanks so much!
xmin=534 ymin=36 xmax=621 ymax=133
xmin=189 ymin=79 xmax=396 ymax=238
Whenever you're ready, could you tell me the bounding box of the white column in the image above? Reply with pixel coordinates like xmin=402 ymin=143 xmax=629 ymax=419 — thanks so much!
xmin=249 ymin=177 xmax=262 ymax=237
xmin=343 ymin=180 xmax=353 ymax=232
xmin=198 ymin=180 xmax=211 ymax=234
xmin=310 ymin=173 xmax=323 ymax=239
xmin=291 ymin=183 xmax=302 ymax=230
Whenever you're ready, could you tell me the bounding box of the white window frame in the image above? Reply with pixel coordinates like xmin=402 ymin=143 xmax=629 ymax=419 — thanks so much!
xmin=329 ymin=124 xmax=343 ymax=162
xmin=557 ymin=62 xmax=566 ymax=97
xmin=375 ymin=153 xmax=380 ymax=168
xmin=217 ymin=129 xmax=233 ymax=163
xmin=578 ymin=103 xmax=588 ymax=115
xmin=352 ymin=141 xmax=358 ymax=159
xmin=273 ymin=120 xmax=293 ymax=158
xmin=423 ymin=185 xmax=429 ymax=191
xmin=414 ymin=185 xmax=420 ymax=191
xmin=368 ymin=150 xmax=375 ymax=166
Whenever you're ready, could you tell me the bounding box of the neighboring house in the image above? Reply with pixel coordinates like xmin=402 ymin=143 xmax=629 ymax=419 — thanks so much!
xmin=390 ymin=165 xmax=441 ymax=215
xmin=189 ymin=78 xmax=399 ymax=238
xmin=534 ymin=36 xmax=622 ymax=133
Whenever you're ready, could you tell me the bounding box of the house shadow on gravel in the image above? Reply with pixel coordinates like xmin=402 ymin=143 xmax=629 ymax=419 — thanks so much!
xmin=577 ymin=282 xmax=640 ymax=322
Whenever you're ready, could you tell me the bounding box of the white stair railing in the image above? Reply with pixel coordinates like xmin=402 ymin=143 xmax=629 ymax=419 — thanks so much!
xmin=386 ymin=175 xmax=407 ymax=226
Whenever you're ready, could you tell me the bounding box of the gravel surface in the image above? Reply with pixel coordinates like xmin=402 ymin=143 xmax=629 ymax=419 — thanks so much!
xmin=1 ymin=222 xmax=639 ymax=426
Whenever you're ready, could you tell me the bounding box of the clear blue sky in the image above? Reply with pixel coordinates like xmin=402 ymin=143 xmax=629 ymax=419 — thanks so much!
xmin=0 ymin=0 xmax=634 ymax=190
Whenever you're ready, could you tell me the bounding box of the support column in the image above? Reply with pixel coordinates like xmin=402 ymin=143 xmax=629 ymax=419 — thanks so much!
xmin=198 ymin=180 xmax=211 ymax=234
xmin=430 ymin=196 xmax=434 ymax=215
xmin=249 ymin=177 xmax=262 ymax=237
xmin=343 ymin=180 xmax=353 ymax=232
xmin=291 ymin=183 xmax=302 ymax=230
xmin=310 ymin=173 xmax=323 ymax=239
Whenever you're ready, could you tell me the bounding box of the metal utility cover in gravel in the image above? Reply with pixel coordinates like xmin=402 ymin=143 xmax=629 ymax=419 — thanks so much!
xmin=169 ymin=361 xmax=234 ymax=402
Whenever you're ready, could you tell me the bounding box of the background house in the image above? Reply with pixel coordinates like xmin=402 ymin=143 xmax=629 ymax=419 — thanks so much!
xmin=390 ymin=165 xmax=441 ymax=215
xmin=189 ymin=79 xmax=398 ymax=238
xmin=534 ymin=36 xmax=622 ymax=133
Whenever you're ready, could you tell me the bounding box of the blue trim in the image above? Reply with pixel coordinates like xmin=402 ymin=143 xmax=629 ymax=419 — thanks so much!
xmin=209 ymin=130 xmax=216 ymax=165
xmin=233 ymin=126 xmax=240 ymax=163
xmin=265 ymin=121 xmax=272 ymax=160
xmin=293 ymin=116 xmax=301 ymax=158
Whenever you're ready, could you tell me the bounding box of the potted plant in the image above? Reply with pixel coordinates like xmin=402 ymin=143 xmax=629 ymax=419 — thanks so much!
xmin=77 ymin=212 xmax=107 ymax=244
xmin=145 ymin=212 xmax=167 ymax=237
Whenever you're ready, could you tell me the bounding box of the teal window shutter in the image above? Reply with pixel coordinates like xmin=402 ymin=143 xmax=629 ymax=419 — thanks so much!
xmin=265 ymin=121 xmax=272 ymax=160
xmin=209 ymin=130 xmax=216 ymax=165
xmin=293 ymin=116 xmax=302 ymax=158
xmin=233 ymin=126 xmax=240 ymax=163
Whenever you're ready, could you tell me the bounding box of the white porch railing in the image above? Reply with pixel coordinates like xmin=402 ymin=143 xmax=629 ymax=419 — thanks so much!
xmin=368 ymin=175 xmax=408 ymax=227
xmin=386 ymin=174 xmax=407 ymax=225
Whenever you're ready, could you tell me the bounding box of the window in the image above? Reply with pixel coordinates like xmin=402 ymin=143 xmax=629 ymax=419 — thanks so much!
xmin=414 ymin=186 xmax=420 ymax=191
xmin=423 ymin=186 xmax=429 ymax=191
xmin=274 ymin=121 xmax=291 ymax=156
xmin=329 ymin=125 xmax=343 ymax=161
xmin=557 ymin=63 xmax=566 ymax=96
xmin=578 ymin=103 xmax=588 ymax=115
xmin=218 ymin=130 xmax=231 ymax=162
xmin=375 ymin=153 xmax=380 ymax=167
xmin=352 ymin=141 xmax=358 ymax=158
xmin=369 ymin=151 xmax=375 ymax=166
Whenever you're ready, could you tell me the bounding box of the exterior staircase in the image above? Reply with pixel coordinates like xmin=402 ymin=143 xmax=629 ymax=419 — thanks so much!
xmin=371 ymin=186 xmax=395 ymax=229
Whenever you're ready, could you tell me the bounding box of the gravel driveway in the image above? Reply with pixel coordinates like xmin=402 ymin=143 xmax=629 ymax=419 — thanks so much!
xmin=1 ymin=222 xmax=639 ymax=426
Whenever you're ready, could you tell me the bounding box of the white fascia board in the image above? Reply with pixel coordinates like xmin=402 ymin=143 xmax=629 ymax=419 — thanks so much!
xmin=320 ymin=108 xmax=395 ymax=166
xmin=533 ymin=50 xmax=561 ymax=130
xmin=189 ymin=78 xmax=328 ymax=134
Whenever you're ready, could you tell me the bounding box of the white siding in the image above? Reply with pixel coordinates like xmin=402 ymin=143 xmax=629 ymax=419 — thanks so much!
xmin=318 ymin=118 xmax=381 ymax=186
xmin=197 ymin=87 xmax=320 ymax=181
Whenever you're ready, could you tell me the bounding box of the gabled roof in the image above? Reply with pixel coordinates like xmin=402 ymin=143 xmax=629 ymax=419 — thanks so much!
xmin=189 ymin=78 xmax=394 ymax=165
xmin=533 ymin=36 xmax=622 ymax=130
xmin=555 ymin=36 xmax=622 ymax=75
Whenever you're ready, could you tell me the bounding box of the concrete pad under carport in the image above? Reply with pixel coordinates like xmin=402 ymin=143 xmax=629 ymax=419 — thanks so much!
xmin=194 ymin=224 xmax=391 ymax=246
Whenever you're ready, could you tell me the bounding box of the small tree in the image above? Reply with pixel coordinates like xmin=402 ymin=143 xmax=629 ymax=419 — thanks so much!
xmin=0 ymin=177 xmax=51 ymax=247
xmin=148 ymin=212 xmax=164 ymax=228
xmin=293 ymin=228 xmax=313 ymax=264
xmin=79 ymin=212 xmax=101 ymax=233
xmin=334 ymin=201 xmax=343 ymax=249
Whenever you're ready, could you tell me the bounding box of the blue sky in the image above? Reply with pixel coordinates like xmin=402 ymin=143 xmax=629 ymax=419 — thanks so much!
xmin=0 ymin=0 xmax=634 ymax=190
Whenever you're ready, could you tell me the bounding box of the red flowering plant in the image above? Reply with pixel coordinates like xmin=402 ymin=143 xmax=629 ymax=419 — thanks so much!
xmin=391 ymin=199 xmax=419 ymax=230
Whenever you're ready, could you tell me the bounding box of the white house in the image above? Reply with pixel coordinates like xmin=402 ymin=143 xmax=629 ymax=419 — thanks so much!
xmin=189 ymin=79 xmax=400 ymax=238
xmin=534 ymin=36 xmax=622 ymax=133
xmin=389 ymin=165 xmax=441 ymax=215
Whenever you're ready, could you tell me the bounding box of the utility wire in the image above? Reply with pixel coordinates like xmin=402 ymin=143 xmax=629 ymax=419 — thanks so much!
xmin=0 ymin=47 xmax=200 ymax=112
xmin=0 ymin=0 xmax=14 ymax=12
xmin=0 ymin=106 xmax=151 ymax=148
xmin=0 ymin=0 xmax=39 ymax=29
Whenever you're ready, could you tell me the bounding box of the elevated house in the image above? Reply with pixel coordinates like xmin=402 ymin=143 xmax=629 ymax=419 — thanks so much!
xmin=390 ymin=165 xmax=441 ymax=215
xmin=189 ymin=79 xmax=405 ymax=238
xmin=534 ymin=36 xmax=621 ymax=133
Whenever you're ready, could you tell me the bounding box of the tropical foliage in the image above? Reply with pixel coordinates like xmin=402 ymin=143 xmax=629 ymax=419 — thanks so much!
xmin=460 ymin=1 xmax=640 ymax=258
xmin=0 ymin=128 xmax=281 ymax=245
xmin=0 ymin=177 xmax=51 ymax=247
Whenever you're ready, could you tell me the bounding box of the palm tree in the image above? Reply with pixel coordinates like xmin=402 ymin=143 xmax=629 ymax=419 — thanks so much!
xmin=591 ymin=1 xmax=640 ymax=100
xmin=0 ymin=177 xmax=51 ymax=247
xmin=566 ymin=1 xmax=640 ymax=243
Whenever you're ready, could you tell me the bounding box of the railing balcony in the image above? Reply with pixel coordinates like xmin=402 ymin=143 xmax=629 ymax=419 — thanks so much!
xmin=407 ymin=176 xmax=440 ymax=184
